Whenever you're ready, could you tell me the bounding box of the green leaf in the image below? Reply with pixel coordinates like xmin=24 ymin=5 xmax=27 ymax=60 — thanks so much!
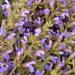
xmin=71 ymin=72 xmax=75 ymax=75
xmin=0 ymin=6 xmax=3 ymax=23
xmin=0 ymin=0 xmax=3 ymax=4
xmin=51 ymin=70 xmax=58 ymax=75
xmin=35 ymin=59 xmax=47 ymax=71
xmin=43 ymin=21 xmax=53 ymax=32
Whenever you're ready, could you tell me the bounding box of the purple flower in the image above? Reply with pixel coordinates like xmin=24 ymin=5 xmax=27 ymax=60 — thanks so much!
xmin=1 ymin=4 xmax=6 ymax=10
xmin=59 ymin=51 xmax=64 ymax=55
xmin=72 ymin=0 xmax=75 ymax=2
xmin=8 ymin=61 xmax=15 ymax=71
xmin=4 ymin=0 xmax=11 ymax=9
xmin=24 ymin=29 xmax=31 ymax=36
xmin=34 ymin=28 xmax=41 ymax=36
xmin=65 ymin=9 xmax=69 ymax=14
xmin=64 ymin=66 xmax=70 ymax=72
xmin=55 ymin=20 xmax=64 ymax=27
xmin=72 ymin=41 xmax=75 ymax=44
xmin=57 ymin=63 xmax=64 ymax=69
xmin=29 ymin=65 xmax=34 ymax=73
xmin=60 ymin=12 xmax=69 ymax=19
xmin=25 ymin=61 xmax=36 ymax=67
xmin=23 ymin=35 xmax=28 ymax=42
xmin=71 ymin=30 xmax=75 ymax=35
xmin=49 ymin=0 xmax=55 ymax=6
xmin=39 ymin=10 xmax=44 ymax=15
xmin=45 ymin=65 xmax=50 ymax=70
xmin=54 ymin=17 xmax=60 ymax=21
xmin=0 ymin=26 xmax=6 ymax=36
xmin=41 ymin=70 xmax=45 ymax=75
xmin=2 ymin=53 xmax=10 ymax=61
xmin=26 ymin=0 xmax=34 ymax=6
xmin=5 ymin=4 xmax=11 ymax=9
xmin=63 ymin=0 xmax=68 ymax=6
xmin=62 ymin=58 xmax=65 ymax=64
xmin=58 ymin=0 xmax=64 ymax=2
xmin=5 ymin=0 xmax=9 ymax=4
xmin=34 ymin=17 xmax=42 ymax=25
xmin=3 ymin=10 xmax=8 ymax=17
xmin=41 ymin=39 xmax=46 ymax=44
xmin=15 ymin=21 xmax=24 ymax=26
xmin=49 ymin=63 xmax=53 ymax=70
xmin=45 ymin=63 xmax=53 ymax=70
xmin=35 ymin=50 xmax=44 ymax=57
xmin=0 ymin=62 xmax=8 ymax=73
xmin=73 ymin=6 xmax=75 ymax=13
xmin=43 ymin=8 xmax=50 ymax=15
xmin=17 ymin=27 xmax=25 ymax=34
xmin=62 ymin=30 xmax=70 ymax=38
xmin=35 ymin=70 xmax=41 ymax=75
xmin=44 ymin=40 xmax=52 ymax=49
xmin=6 ymin=33 xmax=16 ymax=40
xmin=35 ymin=70 xmax=44 ymax=75
xmin=57 ymin=59 xmax=65 ymax=69
xmin=51 ymin=56 xmax=60 ymax=64
xmin=59 ymin=44 xmax=66 ymax=49
xmin=2 ymin=0 xmax=11 ymax=17
xmin=70 ymin=52 xmax=75 ymax=58
xmin=21 ymin=10 xmax=30 ymax=17
xmin=16 ymin=47 xmax=24 ymax=56
xmin=44 ymin=44 xmax=51 ymax=49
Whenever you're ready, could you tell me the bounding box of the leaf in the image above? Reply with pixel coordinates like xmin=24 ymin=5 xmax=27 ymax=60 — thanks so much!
xmin=51 ymin=70 xmax=58 ymax=75
xmin=0 ymin=5 xmax=3 ymax=23
xmin=0 ymin=0 xmax=3 ymax=4
xmin=43 ymin=21 xmax=53 ymax=32
xmin=71 ymin=72 xmax=75 ymax=75
xmin=35 ymin=59 xmax=47 ymax=71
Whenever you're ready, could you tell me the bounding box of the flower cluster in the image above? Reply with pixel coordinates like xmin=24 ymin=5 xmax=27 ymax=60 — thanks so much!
xmin=0 ymin=0 xmax=75 ymax=75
